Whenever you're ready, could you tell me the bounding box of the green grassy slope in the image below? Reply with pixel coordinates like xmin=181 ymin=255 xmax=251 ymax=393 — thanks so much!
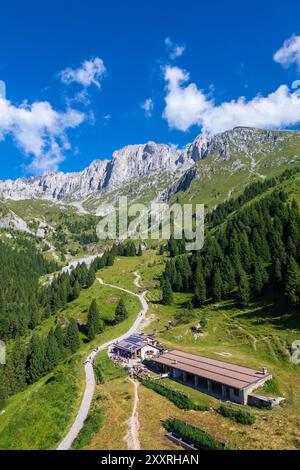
xmin=0 ymin=265 xmax=141 ymax=450
xmin=173 ymin=131 xmax=300 ymax=210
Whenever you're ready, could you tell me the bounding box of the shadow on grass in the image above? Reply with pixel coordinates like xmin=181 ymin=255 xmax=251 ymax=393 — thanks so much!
xmin=237 ymin=293 xmax=300 ymax=331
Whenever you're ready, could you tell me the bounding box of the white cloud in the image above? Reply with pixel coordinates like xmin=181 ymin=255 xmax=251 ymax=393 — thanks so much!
xmin=141 ymin=98 xmax=154 ymax=117
xmin=0 ymin=96 xmax=85 ymax=174
xmin=165 ymin=37 xmax=185 ymax=60
xmin=60 ymin=57 xmax=106 ymax=88
xmin=274 ymin=35 xmax=300 ymax=70
xmin=163 ymin=65 xmax=300 ymax=134
xmin=163 ymin=66 xmax=211 ymax=131
xmin=201 ymin=85 xmax=300 ymax=134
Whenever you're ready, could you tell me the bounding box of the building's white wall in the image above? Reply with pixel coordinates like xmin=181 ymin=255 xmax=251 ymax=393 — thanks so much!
xmin=141 ymin=345 xmax=160 ymax=360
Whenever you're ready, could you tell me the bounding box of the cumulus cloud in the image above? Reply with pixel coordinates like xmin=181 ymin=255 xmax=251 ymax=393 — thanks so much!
xmin=163 ymin=65 xmax=300 ymax=134
xmin=165 ymin=37 xmax=185 ymax=60
xmin=274 ymin=35 xmax=300 ymax=70
xmin=141 ymin=98 xmax=154 ymax=117
xmin=60 ymin=57 xmax=106 ymax=88
xmin=163 ymin=66 xmax=212 ymax=131
xmin=0 ymin=96 xmax=85 ymax=174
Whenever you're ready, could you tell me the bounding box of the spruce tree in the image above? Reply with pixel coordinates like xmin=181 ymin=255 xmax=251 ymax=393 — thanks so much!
xmin=115 ymin=299 xmax=128 ymax=323
xmin=175 ymin=270 xmax=183 ymax=292
xmin=54 ymin=323 xmax=65 ymax=355
xmin=87 ymin=299 xmax=103 ymax=341
xmin=159 ymin=244 xmax=164 ymax=255
xmin=0 ymin=367 xmax=10 ymax=403
xmin=224 ymin=258 xmax=236 ymax=293
xmin=212 ymin=268 xmax=222 ymax=302
xmin=86 ymin=269 xmax=95 ymax=288
xmin=285 ymin=258 xmax=300 ymax=306
xmin=71 ymin=281 xmax=81 ymax=301
xmin=162 ymin=278 xmax=173 ymax=305
xmin=252 ymin=263 xmax=264 ymax=297
xmin=65 ymin=319 xmax=80 ymax=353
xmin=193 ymin=268 xmax=206 ymax=307
xmin=182 ymin=256 xmax=192 ymax=292
xmin=168 ymin=235 xmax=178 ymax=257
xmin=44 ymin=329 xmax=60 ymax=372
xmin=27 ymin=334 xmax=45 ymax=384
xmin=272 ymin=257 xmax=283 ymax=286
xmin=237 ymin=268 xmax=250 ymax=307
xmin=106 ymin=252 xmax=115 ymax=266
xmin=11 ymin=338 xmax=27 ymax=393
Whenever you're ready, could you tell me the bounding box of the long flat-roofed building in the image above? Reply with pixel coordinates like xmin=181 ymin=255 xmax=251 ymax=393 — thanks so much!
xmin=151 ymin=350 xmax=272 ymax=404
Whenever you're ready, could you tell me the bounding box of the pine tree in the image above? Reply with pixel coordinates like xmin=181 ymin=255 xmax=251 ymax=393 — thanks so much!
xmin=252 ymin=262 xmax=264 ymax=297
xmin=137 ymin=244 xmax=143 ymax=256
xmin=115 ymin=299 xmax=128 ymax=323
xmin=44 ymin=329 xmax=60 ymax=372
xmin=87 ymin=299 xmax=103 ymax=341
xmin=71 ymin=281 xmax=81 ymax=301
xmin=286 ymin=218 xmax=300 ymax=259
xmin=237 ymin=268 xmax=250 ymax=307
xmin=181 ymin=256 xmax=192 ymax=291
xmin=223 ymin=258 xmax=236 ymax=293
xmin=193 ymin=267 xmax=206 ymax=307
xmin=272 ymin=257 xmax=283 ymax=286
xmin=212 ymin=268 xmax=222 ymax=302
xmin=240 ymin=231 xmax=252 ymax=273
xmin=11 ymin=338 xmax=27 ymax=393
xmin=86 ymin=269 xmax=95 ymax=288
xmin=174 ymin=270 xmax=183 ymax=292
xmin=29 ymin=306 xmax=39 ymax=330
xmin=58 ymin=278 xmax=68 ymax=308
xmin=159 ymin=244 xmax=164 ymax=255
xmin=124 ymin=241 xmax=136 ymax=257
xmin=26 ymin=334 xmax=45 ymax=384
xmin=168 ymin=235 xmax=178 ymax=257
xmin=65 ymin=319 xmax=80 ymax=353
xmin=106 ymin=252 xmax=115 ymax=266
xmin=43 ymin=304 xmax=52 ymax=319
xmin=54 ymin=323 xmax=65 ymax=355
xmin=0 ymin=367 xmax=10 ymax=403
xmin=285 ymin=258 xmax=300 ymax=306
xmin=162 ymin=278 xmax=173 ymax=305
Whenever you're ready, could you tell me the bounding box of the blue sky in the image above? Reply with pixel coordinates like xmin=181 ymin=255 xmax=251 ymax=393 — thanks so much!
xmin=0 ymin=0 xmax=300 ymax=179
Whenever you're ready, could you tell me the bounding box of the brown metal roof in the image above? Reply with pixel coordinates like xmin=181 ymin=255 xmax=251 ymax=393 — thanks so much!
xmin=152 ymin=350 xmax=271 ymax=390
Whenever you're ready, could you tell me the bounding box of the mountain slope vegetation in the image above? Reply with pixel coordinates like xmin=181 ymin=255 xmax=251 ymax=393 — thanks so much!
xmin=0 ymin=127 xmax=300 ymax=450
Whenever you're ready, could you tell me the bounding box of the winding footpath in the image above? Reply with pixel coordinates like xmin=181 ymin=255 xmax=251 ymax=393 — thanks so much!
xmin=57 ymin=272 xmax=147 ymax=450
xmin=125 ymin=378 xmax=141 ymax=450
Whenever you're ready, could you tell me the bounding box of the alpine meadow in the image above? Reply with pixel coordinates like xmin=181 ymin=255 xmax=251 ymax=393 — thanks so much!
xmin=0 ymin=0 xmax=300 ymax=461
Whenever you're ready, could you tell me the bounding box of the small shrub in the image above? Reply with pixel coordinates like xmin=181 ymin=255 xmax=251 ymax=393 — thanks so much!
xmin=260 ymin=378 xmax=281 ymax=396
xmin=218 ymin=404 xmax=256 ymax=425
xmin=94 ymin=363 xmax=105 ymax=384
xmin=164 ymin=418 xmax=226 ymax=450
xmin=141 ymin=379 xmax=209 ymax=411
xmin=73 ymin=408 xmax=105 ymax=450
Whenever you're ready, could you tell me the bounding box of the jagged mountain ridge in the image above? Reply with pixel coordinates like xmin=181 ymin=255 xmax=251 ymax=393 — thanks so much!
xmin=0 ymin=127 xmax=299 ymax=203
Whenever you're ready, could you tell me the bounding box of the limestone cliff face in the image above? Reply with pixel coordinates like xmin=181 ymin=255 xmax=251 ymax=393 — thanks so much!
xmin=0 ymin=141 xmax=190 ymax=201
xmin=0 ymin=127 xmax=297 ymax=202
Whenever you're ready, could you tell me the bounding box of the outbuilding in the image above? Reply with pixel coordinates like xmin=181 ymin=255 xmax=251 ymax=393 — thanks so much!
xmin=151 ymin=349 xmax=272 ymax=405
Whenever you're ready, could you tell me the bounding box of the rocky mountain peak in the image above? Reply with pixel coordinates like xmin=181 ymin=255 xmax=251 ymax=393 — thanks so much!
xmin=0 ymin=127 xmax=297 ymax=203
xmin=183 ymin=126 xmax=295 ymax=162
xmin=104 ymin=141 xmax=182 ymax=190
